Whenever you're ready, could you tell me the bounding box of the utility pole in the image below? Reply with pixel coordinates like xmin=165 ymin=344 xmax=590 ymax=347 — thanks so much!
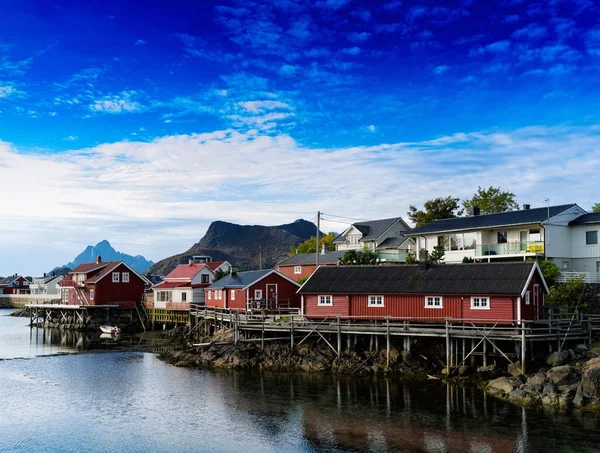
xmin=544 ymin=198 xmax=550 ymax=261
xmin=316 ymin=211 xmax=321 ymax=267
xmin=259 ymin=246 xmax=263 ymax=270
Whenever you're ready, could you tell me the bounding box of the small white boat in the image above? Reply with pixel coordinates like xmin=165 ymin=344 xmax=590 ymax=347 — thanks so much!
xmin=99 ymin=325 xmax=120 ymax=335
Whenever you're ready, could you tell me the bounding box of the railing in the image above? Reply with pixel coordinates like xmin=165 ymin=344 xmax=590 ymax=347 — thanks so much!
xmin=557 ymin=272 xmax=600 ymax=284
xmin=475 ymin=241 xmax=544 ymax=257
xmin=376 ymin=250 xmax=409 ymax=262
xmin=245 ymin=298 xmax=293 ymax=311
xmin=58 ymin=279 xmax=85 ymax=287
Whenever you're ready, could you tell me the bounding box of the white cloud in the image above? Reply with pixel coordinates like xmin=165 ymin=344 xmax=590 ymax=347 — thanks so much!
xmin=63 ymin=135 xmax=78 ymax=141
xmin=1 ymin=124 xmax=600 ymax=274
xmin=341 ymin=47 xmax=361 ymax=56
xmin=237 ymin=100 xmax=293 ymax=113
xmin=90 ymin=90 xmax=144 ymax=114
xmin=134 ymin=39 xmax=146 ymax=45
xmin=432 ymin=65 xmax=449 ymax=75
xmin=0 ymin=83 xmax=25 ymax=98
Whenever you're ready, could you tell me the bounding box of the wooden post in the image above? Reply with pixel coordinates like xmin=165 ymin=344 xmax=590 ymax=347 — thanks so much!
xmin=521 ymin=322 xmax=526 ymax=374
xmin=369 ymin=334 xmax=373 ymax=351
xmin=483 ymin=337 xmax=488 ymax=367
xmin=290 ymin=316 xmax=294 ymax=349
xmin=445 ymin=319 xmax=450 ymax=375
xmin=337 ymin=316 xmax=341 ymax=359
xmin=261 ymin=317 xmax=265 ymax=351
xmin=386 ymin=318 xmax=390 ymax=367
xmin=471 ymin=339 xmax=476 ymax=366
xmin=589 ymin=318 xmax=593 ymax=347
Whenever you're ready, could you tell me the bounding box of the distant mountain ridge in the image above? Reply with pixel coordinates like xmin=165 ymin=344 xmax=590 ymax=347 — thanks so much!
xmin=148 ymin=219 xmax=320 ymax=276
xmin=50 ymin=240 xmax=154 ymax=275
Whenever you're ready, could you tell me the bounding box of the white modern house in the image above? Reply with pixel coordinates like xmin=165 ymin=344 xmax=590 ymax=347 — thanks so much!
xmin=29 ymin=275 xmax=64 ymax=295
xmin=406 ymin=203 xmax=600 ymax=281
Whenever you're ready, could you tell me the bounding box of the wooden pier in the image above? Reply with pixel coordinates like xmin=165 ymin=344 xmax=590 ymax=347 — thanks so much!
xmin=190 ymin=305 xmax=598 ymax=374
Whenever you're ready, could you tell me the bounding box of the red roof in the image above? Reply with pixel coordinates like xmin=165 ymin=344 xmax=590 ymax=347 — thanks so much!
xmin=205 ymin=261 xmax=227 ymax=271
xmin=70 ymin=262 xmax=109 ymax=274
xmin=165 ymin=263 xmax=209 ymax=280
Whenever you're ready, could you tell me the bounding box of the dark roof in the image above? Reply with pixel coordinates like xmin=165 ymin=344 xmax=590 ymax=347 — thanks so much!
xmin=70 ymin=262 xmax=109 ymax=274
xmin=377 ymin=236 xmax=410 ymax=249
xmin=207 ymin=270 xmax=273 ymax=289
xmin=569 ymin=212 xmax=600 ymax=225
xmin=334 ymin=217 xmax=405 ymax=243
xmin=407 ymin=204 xmax=579 ymax=236
xmin=0 ymin=276 xmax=18 ymax=285
xmin=299 ymin=262 xmax=540 ymax=295
xmin=277 ymin=250 xmax=347 ymax=266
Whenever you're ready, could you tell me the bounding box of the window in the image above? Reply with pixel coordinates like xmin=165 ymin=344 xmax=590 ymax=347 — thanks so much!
xmin=368 ymin=295 xmax=384 ymax=307
xmin=112 ymin=272 xmax=120 ymax=283
xmin=201 ymin=274 xmax=209 ymax=284
xmin=231 ymin=290 xmax=236 ymax=300
xmin=90 ymin=289 xmax=94 ymax=300
xmin=122 ymin=272 xmax=129 ymax=283
xmin=562 ymin=261 xmax=570 ymax=270
xmin=497 ymin=231 xmax=508 ymax=244
xmin=437 ymin=233 xmax=477 ymax=251
xmin=208 ymin=291 xmax=212 ymax=300
xmin=181 ymin=292 xmax=187 ymax=302
xmin=294 ymin=266 xmax=302 ymax=275
xmin=347 ymin=235 xmax=360 ymax=246
xmin=529 ymin=229 xmax=541 ymax=242
xmin=318 ymin=295 xmax=333 ymax=306
xmin=218 ymin=290 xmax=222 ymax=300
xmin=586 ymin=231 xmax=598 ymax=245
xmin=471 ymin=296 xmax=490 ymax=309
xmin=525 ymin=291 xmax=530 ymax=305
xmin=425 ymin=296 xmax=443 ymax=308
xmin=62 ymin=289 xmax=69 ymax=303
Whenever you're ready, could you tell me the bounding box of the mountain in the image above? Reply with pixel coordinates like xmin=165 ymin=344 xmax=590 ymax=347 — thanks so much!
xmin=148 ymin=219 xmax=320 ymax=276
xmin=51 ymin=240 xmax=154 ymax=274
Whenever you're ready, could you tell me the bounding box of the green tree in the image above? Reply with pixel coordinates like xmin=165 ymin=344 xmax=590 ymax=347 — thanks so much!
xmin=296 ymin=276 xmax=309 ymax=285
xmin=408 ymin=196 xmax=463 ymax=228
xmin=538 ymin=260 xmax=560 ymax=287
xmin=213 ymin=268 xmax=228 ymax=282
xmin=592 ymin=203 xmax=600 ymax=213
xmin=405 ymin=251 xmax=418 ymax=264
xmin=290 ymin=232 xmax=336 ymax=255
xmin=429 ymin=245 xmax=445 ymax=264
xmin=462 ymin=186 xmax=519 ymax=215
xmin=338 ymin=250 xmax=379 ymax=265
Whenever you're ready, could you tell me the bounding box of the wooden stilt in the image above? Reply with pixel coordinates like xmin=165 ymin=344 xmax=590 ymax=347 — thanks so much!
xmin=386 ymin=318 xmax=390 ymax=366
xmin=290 ymin=316 xmax=294 ymax=349
xmin=483 ymin=337 xmax=488 ymax=368
xmin=337 ymin=317 xmax=341 ymax=359
xmin=445 ymin=319 xmax=450 ymax=374
xmin=521 ymin=322 xmax=526 ymax=374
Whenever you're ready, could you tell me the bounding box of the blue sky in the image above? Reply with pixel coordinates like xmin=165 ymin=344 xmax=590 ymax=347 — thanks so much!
xmin=1 ymin=0 xmax=600 ymax=275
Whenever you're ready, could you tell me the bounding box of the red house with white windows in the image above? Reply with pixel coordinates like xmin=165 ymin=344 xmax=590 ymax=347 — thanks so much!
xmin=0 ymin=275 xmax=31 ymax=294
xmin=58 ymin=257 xmax=149 ymax=308
xmin=298 ymin=261 xmax=548 ymax=324
xmin=205 ymin=269 xmax=301 ymax=311
xmin=276 ymin=251 xmax=346 ymax=282
xmin=152 ymin=260 xmax=230 ymax=309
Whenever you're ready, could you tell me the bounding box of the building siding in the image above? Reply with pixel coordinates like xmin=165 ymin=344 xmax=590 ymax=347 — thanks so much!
xmin=278 ymin=264 xmax=317 ymax=281
xmin=92 ymin=264 xmax=146 ymax=307
xmin=304 ymin=295 xmax=349 ymax=317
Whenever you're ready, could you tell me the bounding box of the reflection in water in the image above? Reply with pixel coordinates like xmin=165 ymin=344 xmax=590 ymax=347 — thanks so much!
xmin=2 ymin=309 xmax=600 ymax=452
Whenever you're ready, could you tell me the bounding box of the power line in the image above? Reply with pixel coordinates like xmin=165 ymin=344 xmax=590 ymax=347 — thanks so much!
xmin=321 ymin=212 xmax=370 ymax=222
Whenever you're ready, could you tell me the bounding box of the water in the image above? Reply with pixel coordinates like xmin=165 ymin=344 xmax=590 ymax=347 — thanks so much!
xmin=1 ymin=309 xmax=600 ymax=452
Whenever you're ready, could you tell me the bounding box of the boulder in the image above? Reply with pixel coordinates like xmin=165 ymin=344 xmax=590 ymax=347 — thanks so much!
xmin=508 ymin=362 xmax=523 ymax=377
xmin=527 ymin=372 xmax=546 ymax=387
xmin=580 ymin=358 xmax=600 ymax=398
xmin=546 ymin=365 xmax=580 ymax=386
xmin=573 ymin=344 xmax=589 ymax=354
xmin=546 ymin=350 xmax=570 ymax=367
xmin=487 ymin=376 xmax=523 ymax=395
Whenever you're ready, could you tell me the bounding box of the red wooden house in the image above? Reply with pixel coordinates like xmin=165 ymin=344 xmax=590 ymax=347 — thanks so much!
xmin=0 ymin=275 xmax=30 ymax=294
xmin=276 ymin=251 xmax=346 ymax=282
xmin=58 ymin=257 xmax=149 ymax=308
xmin=205 ymin=269 xmax=301 ymax=311
xmin=298 ymin=261 xmax=549 ymax=324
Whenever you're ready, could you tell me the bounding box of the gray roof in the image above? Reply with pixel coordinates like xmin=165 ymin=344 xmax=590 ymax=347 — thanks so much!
xmin=0 ymin=276 xmax=18 ymax=285
xmin=377 ymin=236 xmax=410 ymax=249
xmin=569 ymin=213 xmax=600 ymax=225
xmin=299 ymin=262 xmax=542 ymax=295
xmin=34 ymin=275 xmax=63 ymax=284
xmin=207 ymin=270 xmax=274 ymax=289
xmin=277 ymin=250 xmax=347 ymax=266
xmin=333 ymin=217 xmax=405 ymax=243
xmin=407 ymin=204 xmax=578 ymax=236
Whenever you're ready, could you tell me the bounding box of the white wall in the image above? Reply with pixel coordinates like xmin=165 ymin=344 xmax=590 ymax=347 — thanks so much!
xmin=569 ymin=224 xmax=600 ymax=259
xmin=191 ymin=268 xmax=214 ymax=285
xmin=546 ymin=225 xmax=571 ymax=259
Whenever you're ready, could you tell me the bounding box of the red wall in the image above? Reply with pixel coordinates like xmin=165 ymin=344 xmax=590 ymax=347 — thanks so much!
xmin=277 ymin=264 xmax=317 ymax=281
xmin=520 ymin=271 xmax=546 ymax=321
xmin=304 ymin=295 xmax=350 ymax=317
xmin=91 ymin=264 xmax=145 ymax=307
xmin=461 ymin=296 xmax=515 ymax=322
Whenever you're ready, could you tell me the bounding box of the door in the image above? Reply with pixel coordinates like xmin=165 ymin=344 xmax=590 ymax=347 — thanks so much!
xmin=266 ymin=283 xmax=278 ymax=309
xmin=520 ymin=230 xmax=528 ymax=252
xmin=533 ymin=284 xmax=540 ymax=320
xmin=253 ymin=289 xmax=263 ymax=310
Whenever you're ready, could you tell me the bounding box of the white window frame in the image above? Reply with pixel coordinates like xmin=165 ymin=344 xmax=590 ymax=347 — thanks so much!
xmin=90 ymin=289 xmax=94 ymax=301
xmin=525 ymin=291 xmax=530 ymax=305
xmin=471 ymin=296 xmax=490 ymax=310
xmin=368 ymin=295 xmax=384 ymax=307
xmin=112 ymin=272 xmax=120 ymax=283
xmin=122 ymin=272 xmax=130 ymax=283
xmin=347 ymin=235 xmax=360 ymax=246
xmin=425 ymin=296 xmax=443 ymax=308
xmin=318 ymin=295 xmax=333 ymax=306
xmin=208 ymin=291 xmax=212 ymax=300
xmin=231 ymin=289 xmax=236 ymax=300
xmin=181 ymin=292 xmax=187 ymax=302
xmin=294 ymin=266 xmax=302 ymax=275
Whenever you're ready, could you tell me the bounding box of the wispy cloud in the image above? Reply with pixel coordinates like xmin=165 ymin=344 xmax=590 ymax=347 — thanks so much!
xmin=512 ymin=23 xmax=547 ymax=39
xmin=471 ymin=40 xmax=511 ymax=55
xmin=432 ymin=65 xmax=449 ymax=75
xmin=134 ymin=39 xmax=146 ymax=45
xmin=0 ymin=83 xmax=25 ymax=98
xmin=90 ymin=90 xmax=146 ymax=114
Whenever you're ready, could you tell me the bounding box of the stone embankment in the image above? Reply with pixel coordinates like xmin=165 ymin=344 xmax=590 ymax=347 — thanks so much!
xmin=486 ymin=347 xmax=600 ymax=411
xmin=157 ymin=326 xmax=442 ymax=377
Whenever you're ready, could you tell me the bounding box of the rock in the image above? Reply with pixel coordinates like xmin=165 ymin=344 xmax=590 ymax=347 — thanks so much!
xmin=573 ymin=344 xmax=589 ymax=354
xmin=487 ymin=376 xmax=518 ymax=395
xmin=527 ymin=372 xmax=546 ymax=387
xmin=546 ymin=350 xmax=570 ymax=367
xmin=508 ymin=362 xmax=523 ymax=377
xmin=580 ymin=357 xmax=600 ymax=398
xmin=546 ymin=365 xmax=580 ymax=386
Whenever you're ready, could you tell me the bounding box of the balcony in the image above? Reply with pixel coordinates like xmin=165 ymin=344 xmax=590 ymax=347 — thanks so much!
xmin=475 ymin=241 xmax=544 ymax=258
xmin=376 ymin=250 xmax=410 ymax=262
xmin=557 ymin=272 xmax=600 ymax=284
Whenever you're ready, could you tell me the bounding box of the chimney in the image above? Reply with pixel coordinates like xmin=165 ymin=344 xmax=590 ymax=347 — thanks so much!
xmin=418 ymin=249 xmax=429 ymax=272
xmin=523 ymin=204 xmax=531 ymax=210
xmin=43 ymin=272 xmax=46 ymax=278
xmin=470 ymin=206 xmax=480 ymax=216
xmin=189 ymin=258 xmax=194 ymax=266
xmin=96 ymin=256 xmax=102 ymax=264
xmin=321 ymin=243 xmax=327 ymax=255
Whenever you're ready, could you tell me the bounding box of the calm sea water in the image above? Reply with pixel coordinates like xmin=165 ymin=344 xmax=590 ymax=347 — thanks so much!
xmin=1 ymin=309 xmax=600 ymax=453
